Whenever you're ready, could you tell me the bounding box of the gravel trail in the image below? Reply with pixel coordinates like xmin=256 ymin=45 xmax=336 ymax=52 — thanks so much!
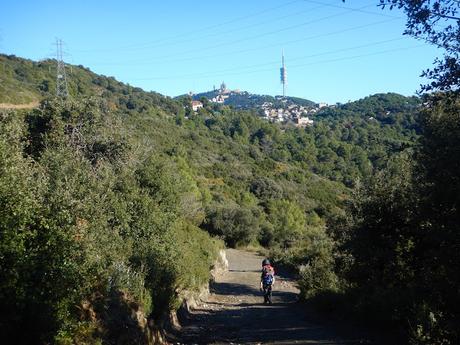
xmin=176 ymin=249 xmax=369 ymax=344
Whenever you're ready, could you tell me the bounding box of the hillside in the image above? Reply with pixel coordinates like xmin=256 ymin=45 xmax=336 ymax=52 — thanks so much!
xmin=179 ymin=87 xmax=318 ymax=125
xmin=0 ymin=53 xmax=427 ymax=344
xmin=187 ymin=88 xmax=316 ymax=109
xmin=0 ymin=54 xmax=181 ymax=115
xmin=0 ymin=53 xmax=421 ymax=185
xmin=1 ymin=54 xmax=347 ymax=343
xmin=3 ymin=0 xmax=460 ymax=342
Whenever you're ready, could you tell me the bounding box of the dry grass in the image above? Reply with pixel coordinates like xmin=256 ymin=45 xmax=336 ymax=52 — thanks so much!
xmin=0 ymin=101 xmax=39 ymax=109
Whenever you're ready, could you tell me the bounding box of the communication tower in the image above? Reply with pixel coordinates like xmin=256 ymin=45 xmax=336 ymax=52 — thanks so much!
xmin=280 ymin=50 xmax=287 ymax=97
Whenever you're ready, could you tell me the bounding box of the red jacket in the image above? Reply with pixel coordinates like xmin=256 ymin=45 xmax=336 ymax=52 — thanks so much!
xmin=261 ymin=264 xmax=275 ymax=282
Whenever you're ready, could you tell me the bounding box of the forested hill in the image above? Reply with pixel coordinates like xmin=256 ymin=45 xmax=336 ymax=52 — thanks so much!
xmin=0 ymin=53 xmax=421 ymax=189
xmin=183 ymin=89 xmax=317 ymax=109
xmin=0 ymin=54 xmax=182 ymax=115
xmin=317 ymin=92 xmax=420 ymax=122
xmin=0 ymin=53 xmax=426 ymax=344
xmin=0 ymin=53 xmax=423 ymax=229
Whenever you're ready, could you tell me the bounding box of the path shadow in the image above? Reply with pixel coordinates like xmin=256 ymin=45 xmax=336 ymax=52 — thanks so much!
xmin=210 ymin=281 xmax=259 ymax=296
xmin=178 ymin=301 xmax=362 ymax=344
xmin=210 ymin=281 xmax=298 ymax=303
xmin=171 ymin=281 xmax=361 ymax=344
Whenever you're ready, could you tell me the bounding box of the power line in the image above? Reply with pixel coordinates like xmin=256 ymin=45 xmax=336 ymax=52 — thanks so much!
xmin=75 ymin=3 xmax=333 ymax=55
xmin=180 ymin=4 xmax=377 ymax=56
xmin=74 ymin=1 xmax=400 ymax=55
xmin=188 ymin=4 xmax=328 ymax=45
xmin=289 ymin=44 xmax=425 ymax=70
xmin=88 ymin=17 xmax=400 ymax=67
xmin=130 ymin=43 xmax=425 ymax=81
xmin=73 ymin=0 xmax=305 ymax=53
xmin=132 ymin=37 xmax=405 ymax=80
xmin=97 ymin=3 xmax=331 ymax=54
xmin=261 ymin=37 xmax=405 ymax=69
xmin=304 ymin=0 xmax=398 ymax=18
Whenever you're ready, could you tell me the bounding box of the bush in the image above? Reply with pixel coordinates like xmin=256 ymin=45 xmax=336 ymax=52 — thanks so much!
xmin=204 ymin=204 xmax=260 ymax=247
xmin=0 ymin=99 xmax=222 ymax=344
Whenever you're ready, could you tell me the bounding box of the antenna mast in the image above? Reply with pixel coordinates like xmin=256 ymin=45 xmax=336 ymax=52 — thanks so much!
xmin=280 ymin=50 xmax=287 ymax=97
xmin=55 ymin=38 xmax=69 ymax=98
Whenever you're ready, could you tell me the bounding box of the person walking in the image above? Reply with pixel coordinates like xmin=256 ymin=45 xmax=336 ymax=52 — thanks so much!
xmin=260 ymin=258 xmax=275 ymax=304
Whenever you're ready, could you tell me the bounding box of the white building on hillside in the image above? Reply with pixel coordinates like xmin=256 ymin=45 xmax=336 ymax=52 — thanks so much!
xmin=296 ymin=117 xmax=314 ymax=127
xmin=191 ymin=101 xmax=203 ymax=111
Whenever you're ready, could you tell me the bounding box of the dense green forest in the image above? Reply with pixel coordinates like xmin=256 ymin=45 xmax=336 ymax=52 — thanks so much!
xmin=1 ymin=17 xmax=459 ymax=342
xmin=331 ymin=92 xmax=460 ymax=345
xmin=323 ymin=2 xmax=459 ymax=344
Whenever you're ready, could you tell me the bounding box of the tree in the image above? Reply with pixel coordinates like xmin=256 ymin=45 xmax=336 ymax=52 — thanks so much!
xmin=413 ymin=94 xmax=460 ymax=343
xmin=268 ymin=200 xmax=307 ymax=248
xmin=205 ymin=204 xmax=260 ymax=247
xmin=379 ymin=0 xmax=460 ymax=92
xmin=250 ymin=177 xmax=283 ymax=201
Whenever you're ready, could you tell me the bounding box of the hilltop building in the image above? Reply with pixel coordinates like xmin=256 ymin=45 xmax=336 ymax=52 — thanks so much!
xmin=211 ymin=94 xmax=226 ymax=104
xmin=191 ymin=100 xmax=203 ymax=111
xmin=296 ymin=117 xmax=314 ymax=127
xmin=220 ymin=81 xmax=230 ymax=94
xmin=191 ymin=85 xmax=326 ymax=125
xmin=206 ymin=82 xmax=243 ymax=104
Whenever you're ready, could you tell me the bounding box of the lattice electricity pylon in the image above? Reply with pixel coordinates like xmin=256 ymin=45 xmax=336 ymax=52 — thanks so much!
xmin=55 ymin=38 xmax=69 ymax=98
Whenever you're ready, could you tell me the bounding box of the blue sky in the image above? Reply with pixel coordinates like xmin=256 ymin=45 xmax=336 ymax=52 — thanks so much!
xmin=0 ymin=0 xmax=441 ymax=103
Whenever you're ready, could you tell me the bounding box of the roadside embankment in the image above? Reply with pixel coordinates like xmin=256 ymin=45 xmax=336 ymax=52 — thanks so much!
xmin=162 ymin=249 xmax=229 ymax=343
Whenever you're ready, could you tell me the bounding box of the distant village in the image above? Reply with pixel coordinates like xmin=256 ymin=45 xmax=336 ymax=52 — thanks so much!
xmin=190 ymin=82 xmax=329 ymax=127
xmin=259 ymin=99 xmax=327 ymax=126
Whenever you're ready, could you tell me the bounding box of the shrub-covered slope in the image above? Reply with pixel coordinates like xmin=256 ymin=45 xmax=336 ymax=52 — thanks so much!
xmin=0 ymin=53 xmax=424 ymax=343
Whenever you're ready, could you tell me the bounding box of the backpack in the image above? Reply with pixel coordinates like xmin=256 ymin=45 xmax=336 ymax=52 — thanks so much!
xmin=262 ymin=265 xmax=274 ymax=286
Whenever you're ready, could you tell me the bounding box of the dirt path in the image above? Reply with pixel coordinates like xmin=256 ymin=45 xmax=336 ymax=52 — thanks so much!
xmin=175 ymin=249 xmax=369 ymax=344
xmin=0 ymin=101 xmax=39 ymax=109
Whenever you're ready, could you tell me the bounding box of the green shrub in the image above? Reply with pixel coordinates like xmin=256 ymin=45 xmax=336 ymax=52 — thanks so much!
xmin=204 ymin=203 xmax=260 ymax=247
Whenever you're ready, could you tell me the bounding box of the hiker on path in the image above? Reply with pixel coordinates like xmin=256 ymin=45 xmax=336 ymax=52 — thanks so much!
xmin=260 ymin=258 xmax=275 ymax=304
